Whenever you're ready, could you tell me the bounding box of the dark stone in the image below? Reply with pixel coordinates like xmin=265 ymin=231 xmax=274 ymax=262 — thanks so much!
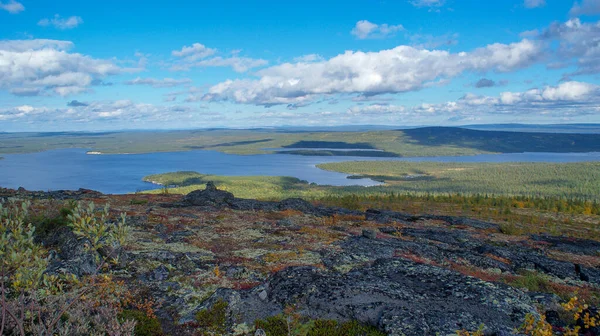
xmin=545 ymin=310 xmax=562 ymax=328
xmin=155 ymin=223 xmax=168 ymax=234
xmin=531 ymin=234 xmax=600 ymax=256
xmin=575 ymin=264 xmax=591 ymax=282
xmin=205 ymin=181 xmax=217 ymax=191
xmin=183 ymin=182 xmax=235 ymax=206
xmin=42 ymin=226 xmax=99 ymax=277
xmin=277 ymin=198 xmax=315 ymax=213
xmin=379 ymin=227 xmax=400 ymax=235
xmin=153 ymin=265 xmax=170 ymax=281
xmin=193 ymin=259 xmax=537 ymax=335
xmin=362 ymin=229 xmax=377 ymax=239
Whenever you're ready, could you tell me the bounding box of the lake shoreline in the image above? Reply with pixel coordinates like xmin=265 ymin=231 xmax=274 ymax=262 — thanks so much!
xmin=1 ymin=148 xmax=600 ymax=195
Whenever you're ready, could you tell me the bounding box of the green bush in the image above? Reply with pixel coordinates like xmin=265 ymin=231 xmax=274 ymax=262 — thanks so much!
xmin=195 ymin=299 xmax=228 ymax=334
xmin=255 ymin=315 xmax=289 ymax=336
xmin=130 ymin=199 xmax=149 ymax=205
xmin=309 ymin=320 xmax=385 ymax=336
xmin=29 ymin=206 xmax=73 ymax=238
xmin=119 ymin=309 xmax=163 ymax=336
xmin=254 ymin=316 xmax=385 ymax=336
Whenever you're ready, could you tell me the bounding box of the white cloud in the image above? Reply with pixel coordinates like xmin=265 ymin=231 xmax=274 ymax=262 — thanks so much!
xmin=0 ymin=105 xmax=46 ymax=121
xmin=53 ymin=86 xmax=89 ymax=96
xmin=524 ymin=0 xmax=546 ymax=8
xmin=537 ymin=18 xmax=600 ymax=75
xmin=409 ymin=0 xmax=445 ymax=8
xmin=10 ymin=87 xmax=42 ymax=96
xmin=0 ymin=0 xmax=24 ymax=14
xmin=0 ymin=100 xmax=220 ymax=129
xmin=172 ymin=43 xmax=216 ymax=61
xmin=195 ymin=56 xmax=268 ymax=73
xmin=170 ymin=42 xmax=267 ymax=72
xmin=202 ymin=39 xmax=542 ymax=106
xmin=0 ymin=39 xmax=73 ymax=52
xmin=124 ymin=77 xmax=192 ymax=88
xmin=38 ymin=15 xmax=83 ymax=29
xmin=293 ymin=54 xmax=324 ymax=62
xmin=0 ymin=39 xmax=123 ymax=97
xmin=540 ymin=81 xmax=595 ymax=100
xmin=351 ymin=20 xmax=404 ymax=39
xmin=345 ymin=81 xmax=600 ymax=124
xmin=570 ymin=0 xmax=600 ymax=16
xmin=491 ymin=82 xmax=597 ymax=105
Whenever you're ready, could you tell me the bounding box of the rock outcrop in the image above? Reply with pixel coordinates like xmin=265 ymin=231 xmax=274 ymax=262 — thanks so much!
xmin=196 ymin=258 xmax=537 ymax=335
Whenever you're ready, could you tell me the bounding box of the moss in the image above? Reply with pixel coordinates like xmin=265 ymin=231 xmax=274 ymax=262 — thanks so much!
xmin=254 ymin=316 xmax=385 ymax=336
xmin=195 ymin=299 xmax=228 ymax=334
xmin=499 ymin=222 xmax=522 ymax=236
xmin=130 ymin=199 xmax=149 ymax=205
xmin=508 ymin=270 xmax=552 ymax=293
xmin=255 ymin=315 xmax=289 ymax=336
xmin=119 ymin=309 xmax=163 ymax=336
xmin=30 ymin=207 xmax=72 ymax=238
xmin=308 ymin=320 xmax=386 ymax=336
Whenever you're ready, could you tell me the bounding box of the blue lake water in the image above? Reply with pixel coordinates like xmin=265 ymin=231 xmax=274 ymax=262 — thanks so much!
xmin=0 ymin=148 xmax=599 ymax=194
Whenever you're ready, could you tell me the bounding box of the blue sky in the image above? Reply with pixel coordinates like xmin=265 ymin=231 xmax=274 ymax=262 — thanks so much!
xmin=1 ymin=0 xmax=600 ymax=131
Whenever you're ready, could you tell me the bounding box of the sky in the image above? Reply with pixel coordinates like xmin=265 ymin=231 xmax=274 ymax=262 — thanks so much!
xmin=1 ymin=0 xmax=600 ymax=131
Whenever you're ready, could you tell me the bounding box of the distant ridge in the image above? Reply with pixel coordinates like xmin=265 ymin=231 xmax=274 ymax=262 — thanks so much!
xmin=402 ymin=126 xmax=600 ymax=153
xmin=461 ymin=123 xmax=600 ymax=134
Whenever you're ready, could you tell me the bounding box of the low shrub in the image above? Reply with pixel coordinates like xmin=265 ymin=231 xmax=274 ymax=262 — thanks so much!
xmin=255 ymin=315 xmax=289 ymax=336
xmin=254 ymin=316 xmax=385 ymax=336
xmin=195 ymin=299 xmax=228 ymax=334
xmin=119 ymin=309 xmax=163 ymax=336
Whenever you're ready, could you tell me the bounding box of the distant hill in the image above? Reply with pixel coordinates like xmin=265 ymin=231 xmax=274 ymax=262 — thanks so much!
xmin=461 ymin=123 xmax=600 ymax=134
xmin=402 ymin=127 xmax=600 ymax=153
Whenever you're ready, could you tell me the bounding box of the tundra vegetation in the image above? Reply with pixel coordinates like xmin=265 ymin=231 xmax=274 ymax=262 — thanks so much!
xmin=3 ymin=144 xmax=600 ymax=334
xmin=3 ymin=127 xmax=600 ymax=156
xmin=2 ymin=182 xmax=600 ymax=335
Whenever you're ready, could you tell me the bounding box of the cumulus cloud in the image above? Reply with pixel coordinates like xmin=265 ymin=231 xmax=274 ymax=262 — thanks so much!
xmin=171 ymin=43 xmax=216 ymax=61
xmin=194 ymin=56 xmax=268 ymax=73
xmin=201 ymin=39 xmax=542 ymax=106
xmin=252 ymin=82 xmax=600 ymax=126
xmin=345 ymin=81 xmax=600 ymax=124
xmin=0 ymin=39 xmax=73 ymax=52
xmin=124 ymin=77 xmax=192 ymax=88
xmin=499 ymin=81 xmax=596 ymax=104
xmin=38 ymin=15 xmax=83 ymax=29
xmin=0 ymin=100 xmax=212 ymax=126
xmin=0 ymin=105 xmax=46 ymax=121
xmin=351 ymin=20 xmax=404 ymax=39
xmin=536 ymin=18 xmax=600 ymax=75
xmin=524 ymin=0 xmax=546 ymax=8
xmin=0 ymin=0 xmax=24 ymax=14
xmin=10 ymin=88 xmax=42 ymax=96
xmin=170 ymin=42 xmax=267 ymax=72
xmin=0 ymin=39 xmax=123 ymax=97
xmin=570 ymin=0 xmax=600 ymax=16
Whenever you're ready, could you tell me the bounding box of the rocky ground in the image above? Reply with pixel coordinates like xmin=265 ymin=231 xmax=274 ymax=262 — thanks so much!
xmin=3 ymin=184 xmax=600 ymax=335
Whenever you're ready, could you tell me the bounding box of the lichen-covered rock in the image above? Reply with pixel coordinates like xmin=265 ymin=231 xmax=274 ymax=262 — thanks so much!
xmin=183 ymin=182 xmax=235 ymax=206
xmin=195 ymin=259 xmax=537 ymax=335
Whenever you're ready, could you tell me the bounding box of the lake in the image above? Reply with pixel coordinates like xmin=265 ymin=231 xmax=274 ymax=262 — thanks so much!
xmin=1 ymin=148 xmax=599 ymax=194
